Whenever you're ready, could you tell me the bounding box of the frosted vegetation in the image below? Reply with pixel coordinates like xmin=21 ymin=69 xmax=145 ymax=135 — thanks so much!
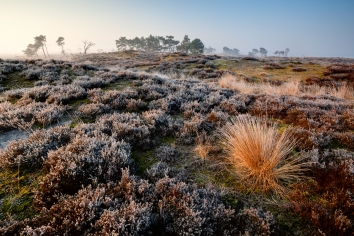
xmin=0 ymin=51 xmax=354 ymax=235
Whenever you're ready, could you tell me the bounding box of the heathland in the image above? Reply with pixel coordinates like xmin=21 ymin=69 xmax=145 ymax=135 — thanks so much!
xmin=0 ymin=51 xmax=354 ymax=235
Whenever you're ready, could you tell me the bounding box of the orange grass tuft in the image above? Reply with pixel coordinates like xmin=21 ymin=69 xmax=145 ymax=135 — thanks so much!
xmin=220 ymin=115 xmax=307 ymax=197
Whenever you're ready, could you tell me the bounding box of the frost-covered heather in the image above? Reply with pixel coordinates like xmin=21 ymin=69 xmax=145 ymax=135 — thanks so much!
xmin=0 ymin=126 xmax=71 ymax=169
xmin=72 ymin=75 xmax=108 ymax=88
xmin=0 ymin=100 xmax=66 ymax=131
xmin=1 ymin=54 xmax=354 ymax=235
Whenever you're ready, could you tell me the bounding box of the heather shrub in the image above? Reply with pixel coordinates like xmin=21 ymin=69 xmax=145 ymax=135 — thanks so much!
xmin=77 ymin=103 xmax=112 ymax=118
xmin=20 ymin=68 xmax=43 ymax=80
xmin=36 ymin=134 xmax=131 ymax=207
xmin=16 ymin=85 xmax=87 ymax=104
xmin=27 ymin=170 xmax=154 ymax=235
xmin=97 ymin=112 xmax=150 ymax=148
xmin=290 ymin=149 xmax=354 ymax=235
xmin=88 ymin=87 xmax=138 ymax=110
xmin=178 ymin=113 xmax=207 ymax=144
xmin=125 ymin=98 xmax=147 ymax=112
xmin=154 ymin=177 xmax=237 ymax=235
xmin=0 ymin=62 xmax=26 ymax=74
xmin=92 ymin=201 xmax=153 ymax=236
xmin=0 ymin=126 xmax=72 ymax=170
xmin=0 ymin=102 xmax=66 ymax=130
xmin=235 ymin=208 xmax=275 ymax=236
xmin=141 ymin=109 xmax=176 ymax=135
xmin=155 ymin=145 xmax=178 ymax=163
xmin=72 ymin=76 xmax=108 ymax=89
xmin=34 ymin=80 xmax=48 ymax=86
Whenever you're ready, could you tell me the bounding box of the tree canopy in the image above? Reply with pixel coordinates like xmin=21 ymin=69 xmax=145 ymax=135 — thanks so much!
xmin=223 ymin=47 xmax=240 ymax=56
xmin=115 ymin=35 xmax=205 ymax=55
xmin=190 ymin=38 xmax=204 ymax=54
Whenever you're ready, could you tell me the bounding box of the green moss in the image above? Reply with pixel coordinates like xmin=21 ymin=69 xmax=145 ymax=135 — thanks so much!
xmin=8 ymin=97 xmax=20 ymax=104
xmin=159 ymin=136 xmax=177 ymax=145
xmin=131 ymin=150 xmax=157 ymax=176
xmin=2 ymin=72 xmax=37 ymax=89
xmin=266 ymin=202 xmax=315 ymax=236
xmin=329 ymin=139 xmax=345 ymax=149
xmin=0 ymin=169 xmax=43 ymax=221
xmin=104 ymin=80 xmax=134 ymax=91
xmin=67 ymin=98 xmax=90 ymax=107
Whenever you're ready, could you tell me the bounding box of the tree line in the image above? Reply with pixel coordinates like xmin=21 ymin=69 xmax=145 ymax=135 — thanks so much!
xmin=22 ymin=35 xmax=289 ymax=58
xmin=23 ymin=35 xmax=95 ymax=58
xmin=115 ymin=35 xmax=205 ymax=54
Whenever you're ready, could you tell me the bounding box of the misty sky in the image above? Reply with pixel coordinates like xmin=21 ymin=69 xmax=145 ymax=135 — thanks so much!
xmin=1 ymin=0 xmax=353 ymax=58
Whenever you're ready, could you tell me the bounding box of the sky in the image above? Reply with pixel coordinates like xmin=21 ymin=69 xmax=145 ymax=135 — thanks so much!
xmin=0 ymin=0 xmax=353 ymax=58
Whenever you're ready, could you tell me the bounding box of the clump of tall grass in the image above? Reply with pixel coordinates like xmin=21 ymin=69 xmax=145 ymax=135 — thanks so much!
xmin=219 ymin=115 xmax=307 ymax=197
xmin=219 ymin=74 xmax=300 ymax=96
xmin=219 ymin=74 xmax=354 ymax=100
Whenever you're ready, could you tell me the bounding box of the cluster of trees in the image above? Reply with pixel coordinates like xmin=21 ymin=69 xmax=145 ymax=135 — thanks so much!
xmin=22 ymin=35 xmax=288 ymax=58
xmin=115 ymin=35 xmax=205 ymax=54
xmin=23 ymin=35 xmax=51 ymax=58
xmin=23 ymin=36 xmax=96 ymax=58
xmin=248 ymin=48 xmax=268 ymax=57
xmin=223 ymin=47 xmax=240 ymax=56
xmin=204 ymin=46 xmax=216 ymax=54
xmin=223 ymin=47 xmax=289 ymax=57
xmin=274 ymin=48 xmax=290 ymax=57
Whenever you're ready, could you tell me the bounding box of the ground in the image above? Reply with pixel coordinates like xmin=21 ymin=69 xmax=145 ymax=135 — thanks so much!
xmin=0 ymin=51 xmax=354 ymax=235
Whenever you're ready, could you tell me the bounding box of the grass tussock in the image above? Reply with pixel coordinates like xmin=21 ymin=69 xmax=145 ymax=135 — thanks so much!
xmin=219 ymin=74 xmax=354 ymax=100
xmin=220 ymin=115 xmax=307 ymax=197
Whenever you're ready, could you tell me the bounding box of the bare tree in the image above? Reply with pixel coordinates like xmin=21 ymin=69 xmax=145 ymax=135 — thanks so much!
xmin=83 ymin=40 xmax=95 ymax=54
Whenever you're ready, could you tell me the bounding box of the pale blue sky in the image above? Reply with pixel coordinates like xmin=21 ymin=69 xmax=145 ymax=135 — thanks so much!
xmin=1 ymin=0 xmax=353 ymax=57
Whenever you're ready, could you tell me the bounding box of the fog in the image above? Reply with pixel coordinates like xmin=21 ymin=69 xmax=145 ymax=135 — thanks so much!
xmin=1 ymin=1 xmax=353 ymax=59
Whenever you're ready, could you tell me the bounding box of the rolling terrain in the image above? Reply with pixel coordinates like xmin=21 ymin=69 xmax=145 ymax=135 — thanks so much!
xmin=1 ymin=51 xmax=354 ymax=235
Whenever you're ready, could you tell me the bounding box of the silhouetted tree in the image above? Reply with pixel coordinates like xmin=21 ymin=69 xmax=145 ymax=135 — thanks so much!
xmin=34 ymin=35 xmax=49 ymax=58
xmin=285 ymin=48 xmax=290 ymax=57
xmin=83 ymin=40 xmax=95 ymax=54
xmin=252 ymin=49 xmax=259 ymax=56
xmin=274 ymin=50 xmax=279 ymax=56
xmin=23 ymin=44 xmax=38 ymax=58
xmin=165 ymin=36 xmax=179 ymax=52
xmin=190 ymin=38 xmax=204 ymax=54
xmin=177 ymin=35 xmax=191 ymax=53
xmin=223 ymin=47 xmax=240 ymax=56
xmin=145 ymin=35 xmax=161 ymax=52
xmin=259 ymin=47 xmax=268 ymax=57
xmin=204 ymin=46 xmax=216 ymax=54
xmin=56 ymin=37 xmax=65 ymax=56
xmin=116 ymin=37 xmax=128 ymax=51
xmin=279 ymin=51 xmax=285 ymax=56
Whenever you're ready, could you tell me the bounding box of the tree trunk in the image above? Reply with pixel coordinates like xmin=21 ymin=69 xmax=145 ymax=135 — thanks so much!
xmin=44 ymin=43 xmax=50 ymax=58
xmin=61 ymin=45 xmax=65 ymax=56
xmin=41 ymin=46 xmax=47 ymax=58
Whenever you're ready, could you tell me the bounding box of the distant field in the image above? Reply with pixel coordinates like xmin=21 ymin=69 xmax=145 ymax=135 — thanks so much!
xmin=1 ymin=51 xmax=354 ymax=235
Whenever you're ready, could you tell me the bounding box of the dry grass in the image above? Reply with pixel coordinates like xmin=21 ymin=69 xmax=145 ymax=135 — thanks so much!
xmin=219 ymin=74 xmax=354 ymax=100
xmin=219 ymin=74 xmax=300 ymax=96
xmin=219 ymin=115 xmax=307 ymax=197
xmin=194 ymin=132 xmax=213 ymax=161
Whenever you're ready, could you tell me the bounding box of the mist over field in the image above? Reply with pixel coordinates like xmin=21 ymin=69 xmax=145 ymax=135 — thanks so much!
xmin=1 ymin=0 xmax=354 ymax=58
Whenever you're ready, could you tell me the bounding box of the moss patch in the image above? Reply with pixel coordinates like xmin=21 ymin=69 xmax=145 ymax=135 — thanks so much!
xmin=131 ymin=149 xmax=158 ymax=176
xmin=2 ymin=72 xmax=37 ymax=89
xmin=0 ymin=169 xmax=43 ymax=221
xmin=104 ymin=79 xmax=134 ymax=91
